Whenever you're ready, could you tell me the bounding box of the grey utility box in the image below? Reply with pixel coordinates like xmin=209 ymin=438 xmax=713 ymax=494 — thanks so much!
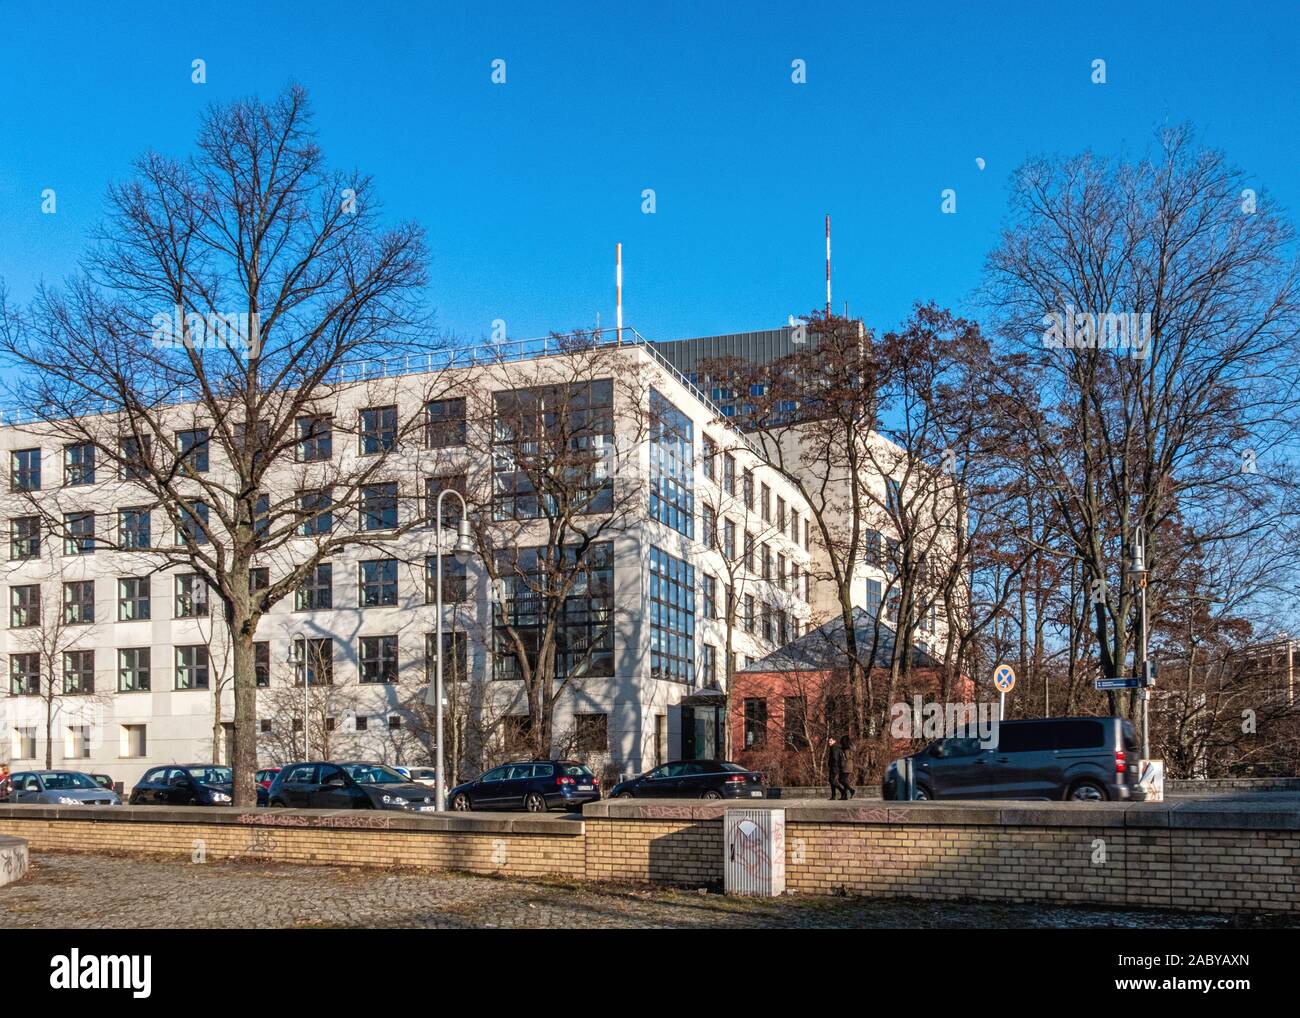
xmin=724 ymin=808 xmax=786 ymax=896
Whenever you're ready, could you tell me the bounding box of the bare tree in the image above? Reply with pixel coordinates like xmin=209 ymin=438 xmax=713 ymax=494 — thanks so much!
xmin=0 ymin=86 xmax=442 ymax=804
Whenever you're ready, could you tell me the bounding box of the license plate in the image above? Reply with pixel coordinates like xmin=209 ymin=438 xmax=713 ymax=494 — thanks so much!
xmin=417 ymin=806 xmax=437 ymax=812
xmin=750 ymin=790 xmax=763 ymax=797
xmin=578 ymin=785 xmax=593 ymax=791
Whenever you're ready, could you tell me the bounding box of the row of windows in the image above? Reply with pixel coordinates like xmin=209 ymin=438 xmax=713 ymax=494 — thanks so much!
xmin=6 ymin=632 xmax=469 ymax=695
xmin=6 ymin=557 xmax=468 ymax=628
xmin=5 ymin=402 xmax=469 ymax=493
xmin=649 ymin=546 xmax=695 ymax=684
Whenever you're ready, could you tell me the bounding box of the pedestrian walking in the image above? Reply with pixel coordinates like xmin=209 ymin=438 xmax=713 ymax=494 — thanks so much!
xmin=826 ymin=736 xmax=854 ymax=800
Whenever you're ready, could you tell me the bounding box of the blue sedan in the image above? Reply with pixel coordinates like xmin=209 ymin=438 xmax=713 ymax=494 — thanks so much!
xmin=449 ymin=761 xmax=601 ymax=812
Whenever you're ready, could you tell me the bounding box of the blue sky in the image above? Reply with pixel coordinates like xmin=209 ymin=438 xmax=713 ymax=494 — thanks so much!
xmin=1 ymin=1 xmax=1297 ymax=348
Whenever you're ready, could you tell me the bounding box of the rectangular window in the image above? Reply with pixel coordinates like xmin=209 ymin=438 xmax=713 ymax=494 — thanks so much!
xmin=11 ymin=448 xmax=40 ymax=491
xmin=64 ymin=442 xmax=95 ymax=486
xmin=120 ymin=507 xmax=151 ymax=549
xmin=743 ymin=594 xmax=755 ymax=634
xmin=296 ymin=414 xmax=333 ymax=462
xmin=777 ymin=553 xmax=787 ymax=591
xmin=255 ymin=641 xmax=270 ymax=687
xmin=760 ymin=483 xmax=770 ymax=523
xmin=762 ymin=543 xmax=772 ymax=581
xmin=702 ymin=437 xmax=717 ymax=482
xmin=425 ymin=474 xmax=467 ymax=525
xmin=359 ymin=635 xmax=399 ymax=683
xmin=701 ymin=643 xmax=718 ymax=687
xmin=296 ymin=562 xmax=332 ymax=610
xmin=294 ymin=637 xmax=334 ymax=686
xmin=175 ymin=645 xmax=209 ymax=689
xmin=249 ymin=567 xmax=269 ymax=596
xmin=742 ymin=470 xmax=754 ymax=510
xmin=10 ymin=584 xmax=40 ymax=628
xmin=575 ymin=713 xmax=608 ymax=753
xmin=297 ymin=488 xmax=333 ymax=535
xmin=115 ymin=576 xmax=149 ymax=622
xmin=425 ymin=631 xmax=469 ymax=682
xmin=64 ymin=512 xmax=95 ymax=555
xmin=360 ymin=405 xmax=398 ymax=455
xmin=761 ymin=603 xmax=773 ymax=643
xmin=177 ymin=501 xmax=209 ymax=545
xmin=118 ymin=648 xmax=151 ymax=692
xmin=494 ymin=542 xmax=615 ymax=681
xmin=175 ymin=574 xmax=209 ymax=618
xmin=426 ymin=397 xmax=467 ymax=448
xmin=744 ymin=698 xmax=768 ymax=748
xmin=722 ymin=453 xmax=736 ymax=496
xmin=14 ymin=727 xmax=37 ymax=759
xmin=648 ymin=389 xmax=695 ymax=539
xmin=177 ymin=428 xmax=210 ymax=473
xmin=723 ymin=519 xmax=736 ymax=560
xmin=63 ymin=650 xmax=94 ymax=694
xmin=777 ymin=496 xmax=787 ymax=531
xmin=492 ymin=380 xmax=614 ymax=520
xmin=702 ymin=574 xmax=717 ymax=620
xmin=784 ymin=696 xmax=809 ymax=749
xmin=10 ymin=516 xmax=40 ymax=560
xmin=66 ymin=725 xmax=92 ymax=759
xmin=63 ymin=580 xmax=94 ymax=625
xmin=119 ymin=435 xmax=152 ymax=481
xmin=10 ymin=653 xmax=39 ymax=695
xmin=425 ymin=554 xmax=468 ymax=603
xmin=702 ymin=504 xmax=716 ymax=549
xmin=790 ymin=509 xmax=800 ymax=544
xmin=866 ymin=578 xmax=882 ymax=619
xmin=648 ymin=546 xmax=694 ymax=683
xmin=359 ymin=558 xmax=398 ymax=607
xmin=121 ymin=724 xmax=147 ymax=758
xmin=886 ymin=477 xmax=901 ymax=512
xmin=360 ymin=482 xmax=398 ymax=531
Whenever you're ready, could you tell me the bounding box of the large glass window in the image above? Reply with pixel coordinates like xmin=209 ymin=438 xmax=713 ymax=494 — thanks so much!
xmin=293 ymin=638 xmax=334 ymax=686
xmin=10 ymin=516 xmax=39 ymax=560
xmin=494 ymin=542 xmax=614 ymax=681
xmin=359 ymin=405 xmax=398 ymax=454
xmin=175 ymin=574 xmax=209 ymax=618
xmin=120 ymin=507 xmax=151 ymax=549
xmin=119 ymin=577 xmax=152 ymax=622
xmin=296 ymin=414 xmax=332 ymax=462
xmin=425 ymin=555 xmax=468 ymax=603
xmin=492 ymin=380 xmax=613 ymax=520
xmin=649 ymin=389 xmax=694 ymax=539
xmin=296 ymin=562 xmax=332 ymax=610
xmin=175 ymin=645 xmax=209 ymax=689
xmin=177 ymin=428 xmax=210 ymax=473
xmin=297 ymin=488 xmax=333 ymax=535
xmin=359 ymin=635 xmax=399 ymax=683
xmin=359 ymin=558 xmax=398 ymax=607
xmin=119 ymin=648 xmax=150 ymax=692
xmin=10 ymin=653 xmax=39 ymax=695
xmin=64 ymin=442 xmax=96 ymax=485
xmin=649 ymin=546 xmax=694 ymax=683
xmin=360 ymin=483 xmax=398 ymax=531
xmin=64 ymin=512 xmax=95 ymax=555
xmin=63 ymin=650 xmax=94 ymax=694
xmin=63 ymin=581 xmax=94 ymax=624
xmin=11 ymin=448 xmax=40 ymax=491
xmin=426 ymin=398 xmax=467 ymax=448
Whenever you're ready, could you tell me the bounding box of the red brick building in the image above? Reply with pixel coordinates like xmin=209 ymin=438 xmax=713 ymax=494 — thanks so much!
xmin=727 ymin=608 xmax=969 ymax=785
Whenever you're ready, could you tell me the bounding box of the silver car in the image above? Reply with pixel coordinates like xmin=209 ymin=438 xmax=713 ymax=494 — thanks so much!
xmin=8 ymin=770 xmax=122 ymax=805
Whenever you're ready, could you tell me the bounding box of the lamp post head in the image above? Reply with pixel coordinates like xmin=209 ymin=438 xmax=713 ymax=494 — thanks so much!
xmin=453 ymin=519 xmax=475 ymax=565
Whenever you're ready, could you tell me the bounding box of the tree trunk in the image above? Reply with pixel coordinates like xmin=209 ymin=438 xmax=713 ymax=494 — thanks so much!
xmin=230 ymin=620 xmax=259 ymax=806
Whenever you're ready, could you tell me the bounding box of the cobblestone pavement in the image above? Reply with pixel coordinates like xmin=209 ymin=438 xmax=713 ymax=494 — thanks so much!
xmin=1 ymin=853 xmax=1294 ymax=929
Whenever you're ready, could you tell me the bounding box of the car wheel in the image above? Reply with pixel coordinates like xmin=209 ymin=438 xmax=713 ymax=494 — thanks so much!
xmin=912 ymin=784 xmax=931 ymax=801
xmin=452 ymin=793 xmax=472 ymax=811
xmin=701 ymin=789 xmax=723 ymax=800
xmin=616 ymin=791 xmax=635 ymax=799
xmin=1068 ymin=780 xmax=1108 ymax=802
xmin=270 ymin=798 xmax=288 ymax=808
xmin=524 ymin=792 xmax=547 ymax=813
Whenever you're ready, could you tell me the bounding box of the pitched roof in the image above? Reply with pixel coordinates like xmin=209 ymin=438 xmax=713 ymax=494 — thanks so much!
xmin=739 ymin=607 xmax=940 ymax=673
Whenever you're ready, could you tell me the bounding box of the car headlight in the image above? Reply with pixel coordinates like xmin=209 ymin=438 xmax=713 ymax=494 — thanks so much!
xmin=209 ymin=791 xmax=231 ymax=803
xmin=58 ymin=796 xmax=80 ymax=805
xmin=382 ymin=794 xmax=408 ymax=806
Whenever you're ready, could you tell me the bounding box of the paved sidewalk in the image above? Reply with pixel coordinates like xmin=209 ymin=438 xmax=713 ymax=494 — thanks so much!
xmin=2 ymin=853 xmax=1294 ymax=929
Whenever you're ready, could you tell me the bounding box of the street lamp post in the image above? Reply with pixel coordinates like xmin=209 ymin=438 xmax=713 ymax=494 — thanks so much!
xmin=427 ymin=489 xmax=474 ymax=811
xmin=1128 ymin=526 xmax=1150 ymax=760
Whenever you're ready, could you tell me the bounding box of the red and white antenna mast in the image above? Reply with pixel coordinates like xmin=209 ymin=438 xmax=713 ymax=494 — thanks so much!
xmin=825 ymin=214 xmax=832 ymax=319
xmin=616 ymin=242 xmax=623 ymax=343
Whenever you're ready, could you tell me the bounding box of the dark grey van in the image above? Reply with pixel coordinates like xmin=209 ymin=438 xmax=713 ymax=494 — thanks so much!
xmin=882 ymin=716 xmax=1143 ymax=802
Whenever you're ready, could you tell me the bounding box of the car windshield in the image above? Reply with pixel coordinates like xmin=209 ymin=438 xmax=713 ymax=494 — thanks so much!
xmin=188 ymin=767 xmax=232 ymax=785
xmin=559 ymin=764 xmax=593 ymax=777
xmin=719 ymin=762 xmax=747 ymax=772
xmin=40 ymin=772 xmax=97 ymax=790
xmin=343 ymin=764 xmax=408 ymax=785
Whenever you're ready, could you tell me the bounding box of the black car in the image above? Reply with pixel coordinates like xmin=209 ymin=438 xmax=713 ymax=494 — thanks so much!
xmin=267 ymin=761 xmax=439 ymax=811
xmin=882 ymin=716 xmax=1144 ymax=802
xmin=449 ymin=760 xmax=601 ymax=812
xmin=609 ymin=760 xmax=766 ymax=800
xmin=129 ymin=764 xmax=234 ymax=806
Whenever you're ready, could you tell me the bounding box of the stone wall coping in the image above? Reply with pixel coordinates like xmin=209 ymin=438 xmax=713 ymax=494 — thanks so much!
xmin=0 ymin=803 xmax=584 ymax=837
xmin=581 ymin=796 xmax=1300 ymax=830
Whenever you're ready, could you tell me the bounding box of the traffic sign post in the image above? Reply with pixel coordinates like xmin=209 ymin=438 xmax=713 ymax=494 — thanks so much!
xmin=1095 ymin=678 xmax=1143 ymax=691
xmin=993 ymin=664 xmax=1016 ymax=720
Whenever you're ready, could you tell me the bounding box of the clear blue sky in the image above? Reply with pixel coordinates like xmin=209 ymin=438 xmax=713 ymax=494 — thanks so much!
xmin=1 ymin=1 xmax=1297 ymax=347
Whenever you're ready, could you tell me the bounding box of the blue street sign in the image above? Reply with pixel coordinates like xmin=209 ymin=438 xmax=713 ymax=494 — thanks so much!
xmin=1095 ymin=678 xmax=1143 ymax=690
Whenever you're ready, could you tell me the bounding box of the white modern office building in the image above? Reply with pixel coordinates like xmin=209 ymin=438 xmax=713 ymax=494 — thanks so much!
xmin=0 ymin=332 xmax=858 ymax=788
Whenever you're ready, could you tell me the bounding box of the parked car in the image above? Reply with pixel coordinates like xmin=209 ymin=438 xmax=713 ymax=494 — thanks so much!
xmin=449 ymin=761 xmax=601 ymax=812
xmin=90 ymin=773 xmax=117 ymax=793
xmin=255 ymin=767 xmax=281 ymax=790
xmin=266 ymin=761 xmax=439 ymax=811
xmin=881 ymin=716 xmax=1144 ymax=802
xmin=406 ymin=767 xmax=438 ymax=787
xmin=129 ymin=765 xmax=235 ymax=806
xmin=7 ymin=770 xmax=122 ymax=805
xmin=609 ymin=760 xmax=766 ymax=800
